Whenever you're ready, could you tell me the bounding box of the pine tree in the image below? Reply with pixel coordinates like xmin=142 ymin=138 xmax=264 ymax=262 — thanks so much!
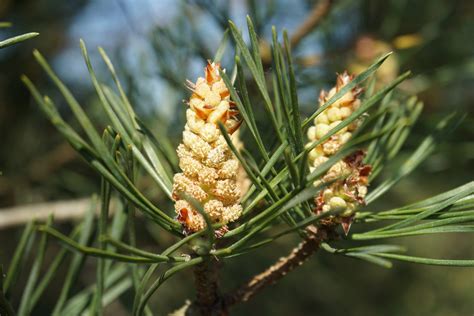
xmin=1 ymin=4 xmax=473 ymax=315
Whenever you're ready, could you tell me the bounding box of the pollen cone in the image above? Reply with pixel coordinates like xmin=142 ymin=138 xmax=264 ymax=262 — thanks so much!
xmin=306 ymin=72 xmax=371 ymax=232
xmin=172 ymin=62 xmax=243 ymax=233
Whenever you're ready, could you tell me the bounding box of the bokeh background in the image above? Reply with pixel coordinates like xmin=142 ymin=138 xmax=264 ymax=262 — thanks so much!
xmin=1 ymin=0 xmax=473 ymax=315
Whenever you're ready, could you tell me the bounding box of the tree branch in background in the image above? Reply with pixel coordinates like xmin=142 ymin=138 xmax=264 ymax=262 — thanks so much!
xmin=0 ymin=198 xmax=119 ymax=229
xmin=260 ymin=0 xmax=335 ymax=65
xmin=290 ymin=0 xmax=335 ymax=48
xmin=224 ymin=225 xmax=332 ymax=307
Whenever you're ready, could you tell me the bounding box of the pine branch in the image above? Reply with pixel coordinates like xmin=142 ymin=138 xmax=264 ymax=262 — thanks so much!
xmin=290 ymin=0 xmax=335 ymax=48
xmin=192 ymin=259 xmax=227 ymax=316
xmin=224 ymin=225 xmax=331 ymax=307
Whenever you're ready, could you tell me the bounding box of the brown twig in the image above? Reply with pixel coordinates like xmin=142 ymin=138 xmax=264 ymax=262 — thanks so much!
xmin=290 ymin=0 xmax=335 ymax=48
xmin=224 ymin=225 xmax=331 ymax=307
xmin=174 ymin=225 xmax=330 ymax=315
xmin=260 ymin=0 xmax=335 ymax=65
xmin=192 ymin=258 xmax=227 ymax=316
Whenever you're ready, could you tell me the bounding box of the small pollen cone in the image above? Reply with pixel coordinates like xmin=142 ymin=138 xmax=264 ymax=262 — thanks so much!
xmin=307 ymin=72 xmax=372 ymax=228
xmin=172 ymin=61 xmax=243 ymax=234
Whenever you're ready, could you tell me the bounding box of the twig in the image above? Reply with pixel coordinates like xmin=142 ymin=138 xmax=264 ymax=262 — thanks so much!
xmin=260 ymin=0 xmax=335 ymax=65
xmin=224 ymin=225 xmax=330 ymax=307
xmin=191 ymin=258 xmax=227 ymax=316
xmin=0 ymin=198 xmax=119 ymax=229
xmin=174 ymin=225 xmax=332 ymax=314
xmin=290 ymin=0 xmax=335 ymax=48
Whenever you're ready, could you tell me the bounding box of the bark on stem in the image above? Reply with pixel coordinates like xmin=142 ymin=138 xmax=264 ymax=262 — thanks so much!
xmin=192 ymin=258 xmax=227 ymax=315
xmin=224 ymin=225 xmax=329 ymax=307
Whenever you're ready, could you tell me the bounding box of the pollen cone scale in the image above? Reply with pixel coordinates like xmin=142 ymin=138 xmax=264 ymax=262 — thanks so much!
xmin=306 ymin=72 xmax=371 ymax=234
xmin=172 ymin=61 xmax=243 ymax=233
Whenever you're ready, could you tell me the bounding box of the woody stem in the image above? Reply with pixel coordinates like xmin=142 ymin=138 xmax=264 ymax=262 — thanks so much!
xmin=223 ymin=225 xmax=330 ymax=307
xmin=192 ymin=257 xmax=227 ymax=315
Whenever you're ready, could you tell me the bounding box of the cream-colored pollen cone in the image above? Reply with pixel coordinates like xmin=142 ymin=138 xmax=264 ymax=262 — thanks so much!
xmin=307 ymin=72 xmax=371 ymax=221
xmin=173 ymin=62 xmax=243 ymax=233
